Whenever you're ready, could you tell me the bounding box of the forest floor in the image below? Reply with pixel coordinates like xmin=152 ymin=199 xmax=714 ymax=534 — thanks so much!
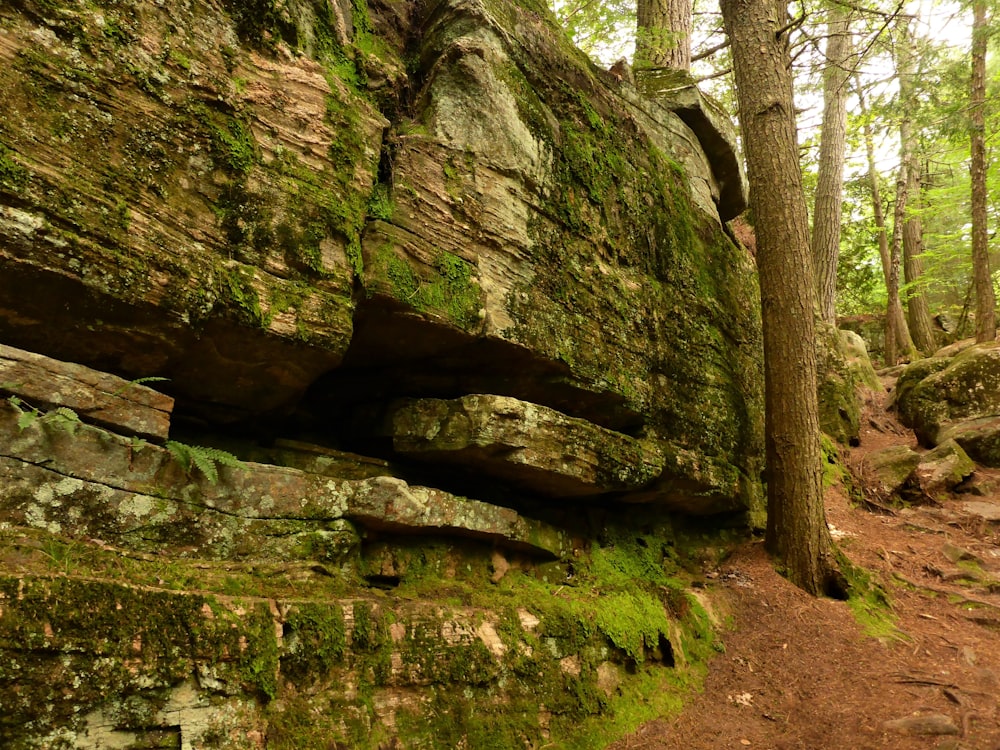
xmin=608 ymin=374 xmax=1000 ymax=750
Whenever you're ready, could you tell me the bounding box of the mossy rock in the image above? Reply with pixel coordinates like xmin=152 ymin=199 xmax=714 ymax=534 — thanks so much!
xmin=895 ymin=342 xmax=1000 ymax=445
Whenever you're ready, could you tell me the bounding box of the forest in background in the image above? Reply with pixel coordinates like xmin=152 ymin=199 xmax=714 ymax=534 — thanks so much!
xmin=553 ymin=0 xmax=1000 ymax=354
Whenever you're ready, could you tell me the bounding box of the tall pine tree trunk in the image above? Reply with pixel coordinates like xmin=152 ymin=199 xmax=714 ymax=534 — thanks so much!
xmin=902 ymin=162 xmax=938 ymax=353
xmin=894 ymin=19 xmax=937 ymax=354
xmin=635 ymin=0 xmax=691 ymax=70
xmin=721 ymin=0 xmax=843 ymax=597
xmin=812 ymin=4 xmax=851 ymax=324
xmin=856 ymin=76 xmax=913 ymax=366
xmin=971 ymin=0 xmax=996 ymax=342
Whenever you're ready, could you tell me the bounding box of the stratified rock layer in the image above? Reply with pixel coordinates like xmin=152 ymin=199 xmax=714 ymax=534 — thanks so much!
xmin=390 ymin=394 xmax=664 ymax=498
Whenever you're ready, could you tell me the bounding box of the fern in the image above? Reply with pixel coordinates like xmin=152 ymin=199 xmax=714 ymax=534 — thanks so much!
xmin=165 ymin=440 xmax=243 ymax=485
xmin=111 ymin=375 xmax=170 ymax=398
xmin=7 ymin=396 xmax=84 ymax=434
xmin=7 ymin=395 xmax=40 ymax=431
xmin=45 ymin=407 xmax=82 ymax=435
xmin=16 ymin=409 xmax=38 ymax=431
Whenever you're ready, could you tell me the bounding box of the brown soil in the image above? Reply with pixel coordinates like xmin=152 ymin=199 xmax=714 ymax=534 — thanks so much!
xmin=610 ymin=377 xmax=1000 ymax=750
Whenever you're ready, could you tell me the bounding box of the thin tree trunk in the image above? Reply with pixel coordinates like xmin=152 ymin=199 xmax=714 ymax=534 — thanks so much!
xmin=721 ymin=0 xmax=843 ymax=597
xmin=971 ymin=0 xmax=996 ymax=342
xmin=635 ymin=0 xmax=691 ymax=70
xmin=902 ymin=162 xmax=938 ymax=352
xmin=855 ymin=77 xmax=913 ymax=365
xmin=812 ymin=4 xmax=851 ymax=324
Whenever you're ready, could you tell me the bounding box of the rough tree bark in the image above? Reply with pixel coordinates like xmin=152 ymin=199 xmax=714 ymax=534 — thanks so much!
xmin=635 ymin=0 xmax=691 ymax=70
xmin=902 ymin=163 xmax=938 ymax=353
xmin=856 ymin=77 xmax=914 ymax=366
xmin=894 ymin=18 xmax=937 ymax=354
xmin=721 ymin=0 xmax=844 ymax=597
xmin=812 ymin=3 xmax=852 ymax=324
xmin=971 ymin=0 xmax=996 ymax=342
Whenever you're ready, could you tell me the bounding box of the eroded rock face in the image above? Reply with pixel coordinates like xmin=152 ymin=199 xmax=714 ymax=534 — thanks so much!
xmin=0 ymin=0 xmax=764 ymax=516
xmin=0 ymin=343 xmax=174 ymax=440
xmin=0 ymin=0 xmax=761 ymax=744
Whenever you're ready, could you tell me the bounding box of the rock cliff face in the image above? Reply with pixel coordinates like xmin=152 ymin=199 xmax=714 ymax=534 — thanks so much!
xmin=0 ymin=0 xmax=763 ymax=746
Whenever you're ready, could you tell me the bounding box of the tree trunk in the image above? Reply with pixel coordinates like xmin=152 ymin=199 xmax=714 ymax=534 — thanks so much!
xmin=721 ymin=0 xmax=843 ymax=597
xmin=635 ymin=0 xmax=691 ymax=70
xmin=855 ymin=76 xmax=913 ymax=366
xmin=971 ymin=0 xmax=996 ymax=342
xmin=812 ymin=4 xmax=851 ymax=324
xmin=902 ymin=162 xmax=938 ymax=353
xmin=893 ymin=18 xmax=937 ymax=355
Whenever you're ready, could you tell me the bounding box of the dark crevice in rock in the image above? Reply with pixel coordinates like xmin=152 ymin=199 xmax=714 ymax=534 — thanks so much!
xmin=296 ymin=296 xmax=645 ymax=436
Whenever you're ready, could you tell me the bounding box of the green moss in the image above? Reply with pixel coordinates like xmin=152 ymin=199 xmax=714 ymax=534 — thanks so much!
xmin=374 ymin=245 xmax=482 ymax=329
xmin=281 ymin=603 xmax=347 ymax=682
xmin=101 ymin=16 xmax=130 ymax=45
xmin=0 ymin=143 xmax=28 ymax=193
xmin=366 ymin=183 xmax=393 ymax=220
xmin=206 ymin=113 xmax=258 ymax=175
xmin=222 ymin=0 xmax=299 ymax=48
xmin=821 ymin=433 xmax=847 ymax=487
xmin=219 ymin=264 xmax=264 ymax=325
xmin=841 ymin=557 xmax=908 ymax=643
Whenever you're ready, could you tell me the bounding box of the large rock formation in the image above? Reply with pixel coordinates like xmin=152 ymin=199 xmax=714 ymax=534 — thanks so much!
xmin=896 ymin=341 xmax=1000 ymax=465
xmin=0 ymin=0 xmax=763 ymax=745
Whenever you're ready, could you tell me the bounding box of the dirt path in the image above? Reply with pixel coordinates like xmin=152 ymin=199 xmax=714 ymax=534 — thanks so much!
xmin=610 ymin=378 xmax=1000 ymax=749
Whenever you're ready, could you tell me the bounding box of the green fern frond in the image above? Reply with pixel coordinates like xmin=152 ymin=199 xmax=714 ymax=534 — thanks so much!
xmin=45 ymin=407 xmax=82 ymax=435
xmin=165 ymin=440 xmax=243 ymax=485
xmin=190 ymin=449 xmax=220 ymax=484
xmin=16 ymin=409 xmax=38 ymax=431
xmin=112 ymin=376 xmax=170 ymax=397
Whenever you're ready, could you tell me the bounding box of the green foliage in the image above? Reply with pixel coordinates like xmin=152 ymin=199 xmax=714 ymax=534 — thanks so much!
xmin=7 ymin=396 xmax=81 ymax=434
xmin=551 ymin=0 xmax=634 ymax=64
xmin=111 ymin=376 xmax=169 ymax=398
xmin=39 ymin=537 xmax=79 ymax=575
xmin=165 ymin=440 xmax=244 ymax=485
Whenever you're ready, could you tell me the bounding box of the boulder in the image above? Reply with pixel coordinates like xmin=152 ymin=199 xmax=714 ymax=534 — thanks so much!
xmin=896 ymin=342 xmax=1000 ymax=445
xmin=891 ymin=356 xmax=950 ymax=414
xmin=866 ymin=444 xmax=921 ymax=497
xmin=914 ymin=439 xmax=974 ymax=498
xmin=838 ymin=314 xmax=885 ymax=365
xmin=0 ymin=0 xmax=762 ymax=742
xmin=0 ymin=0 xmax=764 ymax=517
xmin=816 ymin=324 xmax=880 ymax=445
xmin=938 ymin=417 xmax=1000 ymax=467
